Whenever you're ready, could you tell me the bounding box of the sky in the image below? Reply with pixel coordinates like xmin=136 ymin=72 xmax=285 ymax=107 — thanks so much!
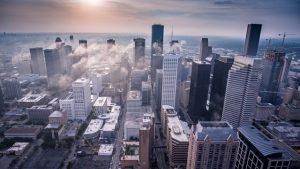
xmin=0 ymin=0 xmax=299 ymax=37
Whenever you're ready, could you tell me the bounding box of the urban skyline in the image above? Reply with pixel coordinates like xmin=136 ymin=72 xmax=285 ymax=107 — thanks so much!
xmin=0 ymin=1 xmax=300 ymax=169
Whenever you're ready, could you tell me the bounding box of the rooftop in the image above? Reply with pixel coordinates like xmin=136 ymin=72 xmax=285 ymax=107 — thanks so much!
xmin=127 ymin=90 xmax=141 ymax=100
xmin=238 ymin=126 xmax=291 ymax=158
xmin=84 ymin=119 xmax=104 ymax=136
xmin=98 ymin=144 xmax=114 ymax=156
xmin=196 ymin=121 xmax=236 ymax=141
xmin=18 ymin=94 xmax=47 ymax=103
xmin=168 ymin=116 xmax=189 ymax=142
xmin=93 ymin=97 xmax=111 ymax=107
xmin=72 ymin=78 xmax=90 ymax=86
xmin=5 ymin=125 xmax=41 ymax=134
xmin=49 ymin=110 xmax=64 ymax=118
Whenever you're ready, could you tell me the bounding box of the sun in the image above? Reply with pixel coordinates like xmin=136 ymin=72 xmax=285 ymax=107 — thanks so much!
xmin=80 ymin=0 xmax=103 ymax=6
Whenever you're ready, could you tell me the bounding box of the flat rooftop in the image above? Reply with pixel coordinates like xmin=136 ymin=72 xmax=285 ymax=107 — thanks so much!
xmin=127 ymin=90 xmax=141 ymax=100
xmin=72 ymin=78 xmax=90 ymax=86
xmin=5 ymin=125 xmax=42 ymax=134
xmin=98 ymin=144 xmax=114 ymax=156
xmin=168 ymin=116 xmax=189 ymax=142
xmin=93 ymin=97 xmax=111 ymax=107
xmin=196 ymin=121 xmax=236 ymax=141
xmin=84 ymin=119 xmax=104 ymax=135
xmin=239 ymin=126 xmax=291 ymax=158
xmin=18 ymin=94 xmax=47 ymax=103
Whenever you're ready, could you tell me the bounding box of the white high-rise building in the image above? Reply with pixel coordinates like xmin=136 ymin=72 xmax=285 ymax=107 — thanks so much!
xmin=59 ymin=93 xmax=75 ymax=120
xmin=90 ymin=72 xmax=103 ymax=96
xmin=222 ymin=56 xmax=262 ymax=130
xmin=72 ymin=78 xmax=92 ymax=120
xmin=161 ymin=53 xmax=182 ymax=110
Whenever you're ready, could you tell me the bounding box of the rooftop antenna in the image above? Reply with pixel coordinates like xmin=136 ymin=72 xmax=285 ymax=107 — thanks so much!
xmin=278 ymin=32 xmax=296 ymax=47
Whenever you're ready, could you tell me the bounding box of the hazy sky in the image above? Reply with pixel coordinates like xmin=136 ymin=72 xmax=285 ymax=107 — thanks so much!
xmin=0 ymin=0 xmax=299 ymax=37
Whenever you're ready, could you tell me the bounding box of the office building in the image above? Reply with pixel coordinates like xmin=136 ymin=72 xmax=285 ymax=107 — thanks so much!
xmin=126 ymin=90 xmax=142 ymax=113
xmin=186 ymin=121 xmax=238 ymax=169
xmin=90 ymin=71 xmax=104 ymax=95
xmin=44 ymin=48 xmax=61 ymax=78
xmin=151 ymin=24 xmax=164 ymax=79
xmin=280 ymin=54 xmax=293 ymax=88
xmin=154 ymin=69 xmax=163 ymax=112
xmin=141 ymin=81 xmax=151 ymax=105
xmin=235 ymin=126 xmax=293 ymax=169
xmin=188 ymin=61 xmax=211 ymax=122
xmin=244 ymin=23 xmax=262 ymax=56
xmin=200 ymin=38 xmax=209 ymax=61
xmin=30 ymin=47 xmax=47 ymax=76
xmin=4 ymin=125 xmax=42 ymax=140
xmin=279 ymin=86 xmax=300 ymax=121
xmin=210 ymin=56 xmax=234 ymax=117
xmin=254 ymin=101 xmax=276 ymax=121
xmin=79 ymin=40 xmax=87 ymax=48
xmin=59 ymin=93 xmax=75 ymax=120
xmin=139 ymin=114 xmax=154 ymax=169
xmin=48 ymin=110 xmax=67 ymax=126
xmin=107 ymin=39 xmax=115 ymax=45
xmin=130 ymin=68 xmax=147 ymax=90
xmin=27 ymin=105 xmax=54 ymax=123
xmin=93 ymin=97 xmax=111 ymax=115
xmin=133 ymin=38 xmax=145 ymax=65
xmin=150 ymin=54 xmax=163 ymax=80
xmin=222 ymin=56 xmax=262 ymax=130
xmin=260 ymin=50 xmax=285 ymax=105
xmin=161 ymin=53 xmax=182 ymax=110
xmin=72 ymin=78 xmax=92 ymax=120
xmin=2 ymin=78 xmax=22 ymax=100
xmin=83 ymin=119 xmax=104 ymax=139
xmin=17 ymin=94 xmax=48 ymax=108
xmin=166 ymin=110 xmax=189 ymax=168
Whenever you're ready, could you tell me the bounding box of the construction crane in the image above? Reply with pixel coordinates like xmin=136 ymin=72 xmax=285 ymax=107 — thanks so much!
xmin=278 ymin=32 xmax=296 ymax=47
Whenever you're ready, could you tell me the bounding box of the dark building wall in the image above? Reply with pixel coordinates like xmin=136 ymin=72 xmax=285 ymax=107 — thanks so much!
xmin=200 ymin=38 xmax=209 ymax=61
xmin=188 ymin=61 xmax=211 ymax=123
xmin=151 ymin=24 xmax=164 ymax=80
xmin=260 ymin=50 xmax=285 ymax=105
xmin=210 ymin=57 xmax=234 ymax=118
xmin=244 ymin=24 xmax=262 ymax=56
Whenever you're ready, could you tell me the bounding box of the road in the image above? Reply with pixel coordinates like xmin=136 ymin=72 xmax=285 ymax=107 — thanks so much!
xmin=152 ymin=92 xmax=168 ymax=169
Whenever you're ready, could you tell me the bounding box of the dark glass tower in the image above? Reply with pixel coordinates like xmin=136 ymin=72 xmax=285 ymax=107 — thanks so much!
xmin=151 ymin=24 xmax=164 ymax=80
xmin=209 ymin=57 xmax=234 ymax=119
xmin=133 ymin=38 xmax=145 ymax=65
xmin=188 ymin=61 xmax=211 ymax=123
xmin=260 ymin=50 xmax=285 ymax=105
xmin=200 ymin=38 xmax=209 ymax=61
xmin=244 ymin=24 xmax=262 ymax=56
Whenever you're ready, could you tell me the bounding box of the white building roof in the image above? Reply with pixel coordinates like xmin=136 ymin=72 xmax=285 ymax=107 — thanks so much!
xmin=127 ymin=90 xmax=141 ymax=101
xmin=98 ymin=144 xmax=114 ymax=156
xmin=167 ymin=115 xmax=189 ymax=142
xmin=93 ymin=97 xmax=111 ymax=107
xmin=84 ymin=119 xmax=104 ymax=136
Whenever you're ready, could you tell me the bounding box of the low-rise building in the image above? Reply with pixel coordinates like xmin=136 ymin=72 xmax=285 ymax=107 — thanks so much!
xmin=4 ymin=125 xmax=42 ymax=140
xmin=59 ymin=93 xmax=75 ymax=120
xmin=48 ymin=110 xmax=67 ymax=125
xmin=17 ymin=93 xmax=48 ymax=108
xmin=83 ymin=119 xmax=104 ymax=139
xmin=93 ymin=97 xmax=111 ymax=115
xmin=27 ymin=105 xmax=54 ymax=123
xmin=6 ymin=142 xmax=30 ymax=155
xmin=127 ymin=90 xmax=142 ymax=113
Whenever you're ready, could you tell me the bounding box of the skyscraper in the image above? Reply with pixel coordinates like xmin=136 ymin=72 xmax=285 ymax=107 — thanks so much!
xmin=79 ymin=40 xmax=88 ymax=48
xmin=133 ymin=38 xmax=145 ymax=65
xmin=188 ymin=61 xmax=211 ymax=123
xmin=200 ymin=38 xmax=209 ymax=61
xmin=30 ymin=47 xmax=47 ymax=76
xmin=151 ymin=24 xmax=164 ymax=80
xmin=44 ymin=48 xmax=61 ymax=78
xmin=235 ymin=126 xmax=293 ymax=169
xmin=186 ymin=121 xmax=237 ymax=169
xmin=210 ymin=56 xmax=234 ymax=118
xmin=222 ymin=56 xmax=262 ymax=130
xmin=2 ymin=78 xmax=22 ymax=100
xmin=260 ymin=50 xmax=285 ymax=105
xmin=161 ymin=53 xmax=182 ymax=110
xmin=72 ymin=78 xmax=92 ymax=120
xmin=244 ymin=24 xmax=262 ymax=56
